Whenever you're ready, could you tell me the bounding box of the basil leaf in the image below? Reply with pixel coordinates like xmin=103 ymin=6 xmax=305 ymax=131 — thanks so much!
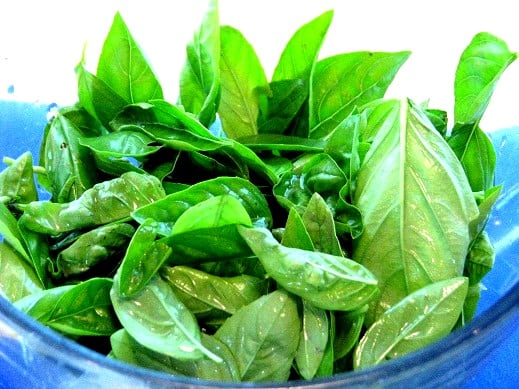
xmin=56 ymin=223 xmax=135 ymax=278
xmin=295 ymin=300 xmax=329 ymax=380
xmin=118 ymin=219 xmax=171 ymax=298
xmin=171 ymin=195 xmax=252 ymax=235
xmin=0 ymin=201 xmax=31 ymax=263
xmin=353 ymin=99 xmax=479 ymax=324
xmin=15 ymin=277 xmax=118 ymax=336
xmin=450 ymin=33 xmax=517 ymax=192
xmin=161 ymin=265 xmax=267 ymax=316
xmin=353 ymin=277 xmax=468 ymax=369
xmin=214 ymin=289 xmax=300 ymax=382
xmin=42 ymin=114 xmax=97 ymax=202
xmin=110 ymin=329 xmax=240 ymax=382
xmin=111 ymin=274 xmax=221 ymax=362
xmin=309 ymin=51 xmax=410 ymax=138
xmin=219 ymin=25 xmax=269 ymax=139
xmin=132 ymin=176 xmax=272 ymax=236
xmin=19 ymin=172 xmax=165 ymax=235
xmin=272 ymin=10 xmax=333 ymax=82
xmin=0 ymin=152 xmax=38 ymax=204
xmin=179 ymin=0 xmax=220 ymax=127
xmin=75 ymin=61 xmax=128 ymax=129
xmin=302 ymin=192 xmax=343 ymax=256
xmin=0 ymin=241 xmax=44 ymax=302
xmin=448 ymin=124 xmax=496 ymax=192
xmin=238 ymin=226 xmax=378 ymax=311
xmin=97 ymin=12 xmax=163 ymax=104
xmin=161 ymin=224 xmax=253 ymax=265
xmin=281 ymin=207 xmax=315 ymax=251
xmin=454 ymin=32 xmax=517 ymax=125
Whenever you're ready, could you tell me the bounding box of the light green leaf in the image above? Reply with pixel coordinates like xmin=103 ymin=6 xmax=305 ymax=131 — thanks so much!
xmin=353 ymin=277 xmax=468 ymax=369
xmin=179 ymin=0 xmax=220 ymax=126
xmin=352 ymin=99 xmax=479 ymax=325
xmin=218 ymin=26 xmax=269 ymax=139
xmin=272 ymin=10 xmax=333 ymax=82
xmin=214 ymin=289 xmax=300 ymax=382
xmin=454 ymin=32 xmax=517 ymax=125
xmin=309 ymin=51 xmax=410 ymax=138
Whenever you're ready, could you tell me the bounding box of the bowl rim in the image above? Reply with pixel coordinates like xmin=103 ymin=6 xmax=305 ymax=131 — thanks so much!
xmin=1 ymin=276 xmax=518 ymax=388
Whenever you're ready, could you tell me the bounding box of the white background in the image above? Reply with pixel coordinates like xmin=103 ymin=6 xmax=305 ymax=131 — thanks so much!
xmin=1 ymin=0 xmax=518 ymax=131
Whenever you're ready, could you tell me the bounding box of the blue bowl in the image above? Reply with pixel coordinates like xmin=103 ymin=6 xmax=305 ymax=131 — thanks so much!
xmin=0 ymin=100 xmax=518 ymax=388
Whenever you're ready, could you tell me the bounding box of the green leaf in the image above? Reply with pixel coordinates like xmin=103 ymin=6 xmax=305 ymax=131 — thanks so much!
xmin=309 ymin=51 xmax=410 ymax=138
xmin=80 ymin=130 xmax=161 ymax=159
xmin=218 ymin=26 xmax=269 ymax=139
xmin=15 ymin=277 xmax=118 ymax=336
xmin=161 ymin=265 xmax=267 ymax=316
xmin=0 ymin=152 xmax=38 ymax=204
xmin=111 ymin=274 xmax=221 ymax=362
xmin=132 ymin=176 xmax=272 ymax=236
xmin=42 ymin=114 xmax=97 ymax=202
xmin=448 ymin=124 xmax=496 ymax=192
xmin=171 ymin=195 xmax=252 ymax=235
xmin=353 ymin=277 xmax=468 ymax=369
xmin=0 ymin=241 xmax=44 ymax=302
xmin=214 ymin=289 xmax=300 ymax=382
xmin=75 ymin=61 xmax=128 ymax=128
xmin=160 ymin=224 xmax=253 ymax=265
xmin=454 ymin=32 xmax=517 ymax=125
xmin=117 ymin=219 xmax=171 ymax=297
xmin=179 ymin=0 xmax=220 ymax=127
xmin=19 ymin=172 xmax=165 ymax=235
xmin=352 ymin=99 xmax=479 ymax=325
xmin=281 ymin=207 xmax=315 ymax=251
xmin=272 ymin=10 xmax=333 ymax=82
xmin=295 ymin=300 xmax=329 ymax=380
xmin=302 ymin=192 xmax=343 ymax=256
xmin=56 ymin=223 xmax=135 ymax=278
xmin=97 ymin=12 xmax=163 ymax=104
xmin=238 ymin=226 xmax=378 ymax=311
xmin=257 ymin=79 xmax=309 ymax=134
xmin=0 ymin=201 xmax=31 ymax=263
xmin=110 ymin=329 xmax=240 ymax=381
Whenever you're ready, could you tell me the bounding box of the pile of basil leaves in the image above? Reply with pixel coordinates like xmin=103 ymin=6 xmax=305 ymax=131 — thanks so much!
xmin=0 ymin=0 xmax=517 ymax=383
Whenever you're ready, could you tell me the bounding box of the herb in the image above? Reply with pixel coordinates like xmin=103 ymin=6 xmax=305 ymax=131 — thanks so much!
xmin=0 ymin=0 xmax=516 ymax=383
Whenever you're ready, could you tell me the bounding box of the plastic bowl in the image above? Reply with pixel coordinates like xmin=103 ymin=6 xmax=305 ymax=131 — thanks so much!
xmin=0 ymin=100 xmax=518 ymax=388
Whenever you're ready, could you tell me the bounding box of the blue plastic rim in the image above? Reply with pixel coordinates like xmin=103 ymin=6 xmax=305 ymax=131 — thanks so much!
xmin=0 ymin=100 xmax=518 ymax=388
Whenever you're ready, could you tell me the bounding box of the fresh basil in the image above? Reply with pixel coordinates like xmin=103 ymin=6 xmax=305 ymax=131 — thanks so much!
xmin=0 ymin=3 xmax=514 ymax=384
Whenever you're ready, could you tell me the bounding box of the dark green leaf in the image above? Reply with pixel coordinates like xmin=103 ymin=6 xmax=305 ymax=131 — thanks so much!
xmin=57 ymin=223 xmax=135 ymax=278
